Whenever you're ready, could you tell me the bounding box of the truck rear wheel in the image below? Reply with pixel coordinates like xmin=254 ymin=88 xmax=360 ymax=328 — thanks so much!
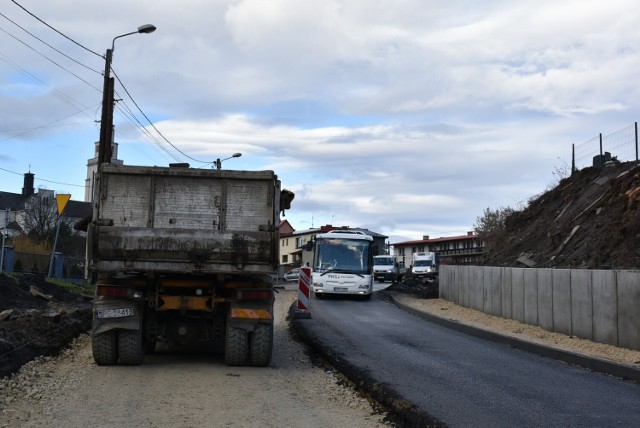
xmin=92 ymin=331 xmax=118 ymax=366
xmin=250 ymin=323 xmax=273 ymax=367
xmin=118 ymin=328 xmax=144 ymax=365
xmin=225 ymin=325 xmax=248 ymax=366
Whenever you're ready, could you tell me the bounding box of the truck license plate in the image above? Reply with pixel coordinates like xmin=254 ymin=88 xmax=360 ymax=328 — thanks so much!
xmin=96 ymin=308 xmax=134 ymax=319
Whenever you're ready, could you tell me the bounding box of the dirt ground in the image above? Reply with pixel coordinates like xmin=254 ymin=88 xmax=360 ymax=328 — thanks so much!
xmin=0 ymin=273 xmax=92 ymax=378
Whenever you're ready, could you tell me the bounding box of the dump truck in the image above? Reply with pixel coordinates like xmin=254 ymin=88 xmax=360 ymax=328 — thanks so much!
xmin=88 ymin=163 xmax=291 ymax=367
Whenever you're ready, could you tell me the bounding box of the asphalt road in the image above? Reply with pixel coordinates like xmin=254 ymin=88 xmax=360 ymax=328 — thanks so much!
xmin=293 ymin=292 xmax=640 ymax=427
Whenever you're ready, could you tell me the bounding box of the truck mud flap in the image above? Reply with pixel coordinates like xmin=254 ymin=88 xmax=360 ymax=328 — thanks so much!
xmin=92 ymin=299 xmax=142 ymax=335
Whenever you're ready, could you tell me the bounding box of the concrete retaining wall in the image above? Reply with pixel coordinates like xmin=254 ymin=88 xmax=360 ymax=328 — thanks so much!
xmin=440 ymin=265 xmax=640 ymax=351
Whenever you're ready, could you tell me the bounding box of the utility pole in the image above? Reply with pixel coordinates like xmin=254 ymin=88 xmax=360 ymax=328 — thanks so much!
xmin=97 ymin=49 xmax=114 ymax=166
xmin=97 ymin=25 xmax=156 ymax=166
xmin=0 ymin=208 xmax=8 ymax=273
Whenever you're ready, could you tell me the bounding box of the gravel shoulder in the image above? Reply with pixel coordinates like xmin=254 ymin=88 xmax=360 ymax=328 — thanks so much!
xmin=0 ymin=289 xmax=394 ymax=428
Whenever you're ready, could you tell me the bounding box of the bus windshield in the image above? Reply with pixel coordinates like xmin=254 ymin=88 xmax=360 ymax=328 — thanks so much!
xmin=314 ymin=238 xmax=372 ymax=275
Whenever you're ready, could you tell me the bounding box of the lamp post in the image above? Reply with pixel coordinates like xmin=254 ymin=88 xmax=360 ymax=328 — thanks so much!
xmin=97 ymin=24 xmax=156 ymax=166
xmin=215 ymin=152 xmax=242 ymax=170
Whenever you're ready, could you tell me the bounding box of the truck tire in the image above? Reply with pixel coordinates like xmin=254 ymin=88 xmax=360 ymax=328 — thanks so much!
xmin=118 ymin=328 xmax=144 ymax=365
xmin=92 ymin=331 xmax=118 ymax=366
xmin=225 ymin=325 xmax=248 ymax=366
xmin=250 ymin=323 xmax=273 ymax=367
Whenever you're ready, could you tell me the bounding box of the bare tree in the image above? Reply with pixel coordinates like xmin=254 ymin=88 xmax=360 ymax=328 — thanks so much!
xmin=474 ymin=206 xmax=516 ymax=257
xmin=21 ymin=193 xmax=57 ymax=245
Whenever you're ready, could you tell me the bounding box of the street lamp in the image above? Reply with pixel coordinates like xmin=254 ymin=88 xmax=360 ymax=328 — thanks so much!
xmin=215 ymin=153 xmax=242 ymax=170
xmin=98 ymin=24 xmax=156 ymax=166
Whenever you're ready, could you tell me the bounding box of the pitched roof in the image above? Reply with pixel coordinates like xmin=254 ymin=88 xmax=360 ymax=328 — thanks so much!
xmin=0 ymin=191 xmax=25 ymax=211
xmin=393 ymin=233 xmax=479 ymax=246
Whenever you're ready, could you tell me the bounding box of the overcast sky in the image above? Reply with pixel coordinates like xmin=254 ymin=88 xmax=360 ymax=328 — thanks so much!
xmin=1 ymin=0 xmax=639 ymax=243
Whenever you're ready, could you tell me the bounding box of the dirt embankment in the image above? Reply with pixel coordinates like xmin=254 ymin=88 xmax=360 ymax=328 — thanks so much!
xmin=0 ymin=274 xmax=92 ymax=378
xmin=482 ymin=162 xmax=640 ymax=270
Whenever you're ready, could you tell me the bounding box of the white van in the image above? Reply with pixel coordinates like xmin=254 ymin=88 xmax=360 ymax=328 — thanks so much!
xmin=373 ymin=255 xmax=399 ymax=283
xmin=411 ymin=252 xmax=438 ymax=281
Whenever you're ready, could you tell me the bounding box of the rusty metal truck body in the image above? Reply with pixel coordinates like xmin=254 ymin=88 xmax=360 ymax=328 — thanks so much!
xmin=88 ymin=164 xmax=283 ymax=366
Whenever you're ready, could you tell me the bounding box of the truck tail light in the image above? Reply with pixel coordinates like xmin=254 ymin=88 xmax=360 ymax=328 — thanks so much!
xmin=236 ymin=289 xmax=272 ymax=301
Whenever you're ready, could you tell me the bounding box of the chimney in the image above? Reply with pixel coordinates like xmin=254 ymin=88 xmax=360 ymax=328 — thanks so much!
xmin=22 ymin=172 xmax=34 ymax=197
xmin=422 ymin=235 xmax=429 ymax=240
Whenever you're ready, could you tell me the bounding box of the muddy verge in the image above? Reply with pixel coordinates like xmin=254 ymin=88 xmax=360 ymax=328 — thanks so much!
xmin=0 ymin=273 xmax=92 ymax=378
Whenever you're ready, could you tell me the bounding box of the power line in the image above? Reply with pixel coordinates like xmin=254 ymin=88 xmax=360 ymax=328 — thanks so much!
xmin=0 ymin=103 xmax=100 ymax=143
xmin=0 ymin=24 xmax=101 ymax=92
xmin=7 ymin=1 xmax=209 ymax=168
xmin=10 ymin=0 xmax=102 ymax=58
xmin=114 ymin=97 xmax=182 ymax=163
xmin=0 ymin=166 xmax=87 ymax=188
xmin=112 ymin=69 xmax=212 ymax=165
xmin=0 ymin=11 xmax=101 ymax=75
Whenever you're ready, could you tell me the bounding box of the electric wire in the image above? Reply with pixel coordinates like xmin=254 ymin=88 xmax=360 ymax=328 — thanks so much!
xmin=0 ymin=51 xmax=99 ymax=124
xmin=6 ymin=0 xmax=209 ymax=168
xmin=112 ymin=69 xmax=213 ymax=165
xmin=0 ymin=104 xmax=100 ymax=143
xmin=0 ymin=166 xmax=87 ymax=188
xmin=0 ymin=11 xmax=101 ymax=75
xmin=114 ymin=97 xmax=182 ymax=163
xmin=0 ymin=24 xmax=101 ymax=92
xmin=10 ymin=0 xmax=102 ymax=58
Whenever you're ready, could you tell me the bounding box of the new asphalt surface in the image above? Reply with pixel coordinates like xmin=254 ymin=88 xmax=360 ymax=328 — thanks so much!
xmin=290 ymin=291 xmax=640 ymax=427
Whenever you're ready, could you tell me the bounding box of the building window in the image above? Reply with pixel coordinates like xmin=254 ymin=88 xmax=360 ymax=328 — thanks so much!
xmin=282 ymin=255 xmax=288 ymax=263
xmin=296 ymin=237 xmax=304 ymax=248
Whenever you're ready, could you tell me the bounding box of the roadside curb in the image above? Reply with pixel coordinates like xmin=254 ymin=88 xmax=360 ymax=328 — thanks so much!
xmin=287 ymin=302 xmax=446 ymax=428
xmin=386 ymin=293 xmax=640 ymax=383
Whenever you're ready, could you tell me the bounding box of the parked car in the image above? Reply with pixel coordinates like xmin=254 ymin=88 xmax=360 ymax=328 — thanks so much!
xmin=284 ymin=268 xmax=300 ymax=282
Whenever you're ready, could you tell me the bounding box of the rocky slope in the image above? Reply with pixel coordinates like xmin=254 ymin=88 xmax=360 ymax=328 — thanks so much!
xmin=481 ymin=161 xmax=640 ymax=269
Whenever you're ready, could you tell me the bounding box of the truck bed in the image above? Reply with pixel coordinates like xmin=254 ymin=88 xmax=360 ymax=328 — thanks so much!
xmin=89 ymin=164 xmax=279 ymax=274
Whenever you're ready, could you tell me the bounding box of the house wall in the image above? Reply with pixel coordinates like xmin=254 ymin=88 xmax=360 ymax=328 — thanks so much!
xmin=440 ymin=265 xmax=640 ymax=351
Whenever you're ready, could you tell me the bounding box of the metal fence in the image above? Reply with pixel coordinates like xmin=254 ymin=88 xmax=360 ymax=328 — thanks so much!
xmin=573 ymin=122 xmax=640 ymax=170
xmin=4 ymin=249 xmax=86 ymax=281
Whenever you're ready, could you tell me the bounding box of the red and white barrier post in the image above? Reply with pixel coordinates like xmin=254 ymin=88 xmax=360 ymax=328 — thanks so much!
xmin=295 ymin=267 xmax=312 ymax=319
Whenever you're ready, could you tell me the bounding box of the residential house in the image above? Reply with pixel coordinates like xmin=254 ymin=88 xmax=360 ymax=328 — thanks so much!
xmin=0 ymin=172 xmax=92 ymax=238
xmin=392 ymin=232 xmax=484 ymax=268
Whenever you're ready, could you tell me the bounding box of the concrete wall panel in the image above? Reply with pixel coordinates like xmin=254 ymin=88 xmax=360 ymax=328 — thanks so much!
xmin=482 ymin=267 xmax=491 ymax=314
xmin=460 ymin=266 xmax=470 ymax=308
xmin=511 ymin=268 xmax=525 ymax=323
xmin=438 ymin=266 xmax=640 ymax=352
xmin=617 ymin=271 xmax=640 ymax=350
xmin=501 ymin=267 xmax=512 ymax=319
xmin=471 ymin=267 xmax=484 ymax=312
xmin=552 ymin=269 xmax=571 ymax=335
xmin=523 ymin=269 xmax=538 ymax=325
xmin=592 ymin=270 xmax=618 ymax=347
xmin=488 ymin=267 xmax=502 ymax=316
xmin=571 ymin=270 xmax=593 ymax=340
xmin=537 ymin=269 xmax=553 ymax=331
xmin=439 ymin=265 xmax=452 ymax=300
